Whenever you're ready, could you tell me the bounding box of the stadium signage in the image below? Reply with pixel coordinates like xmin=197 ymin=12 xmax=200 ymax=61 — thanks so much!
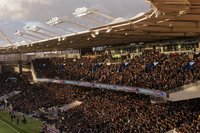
xmin=36 ymin=78 xmax=167 ymax=98
xmin=63 ymin=80 xmax=78 ymax=85
xmin=139 ymin=88 xmax=167 ymax=97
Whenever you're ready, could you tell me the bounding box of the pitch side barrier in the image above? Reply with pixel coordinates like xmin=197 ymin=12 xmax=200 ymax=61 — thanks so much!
xmin=35 ymin=78 xmax=167 ymax=98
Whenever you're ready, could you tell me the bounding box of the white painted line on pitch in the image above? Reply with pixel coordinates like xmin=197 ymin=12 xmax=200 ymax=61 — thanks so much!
xmin=0 ymin=119 xmax=20 ymax=133
xmin=0 ymin=121 xmax=4 ymax=125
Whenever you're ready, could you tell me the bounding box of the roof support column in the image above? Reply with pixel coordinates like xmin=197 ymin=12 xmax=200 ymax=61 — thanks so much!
xmin=195 ymin=41 xmax=200 ymax=53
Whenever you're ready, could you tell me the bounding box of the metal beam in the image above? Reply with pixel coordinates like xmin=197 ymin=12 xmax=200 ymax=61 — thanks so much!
xmin=0 ymin=31 xmax=12 ymax=44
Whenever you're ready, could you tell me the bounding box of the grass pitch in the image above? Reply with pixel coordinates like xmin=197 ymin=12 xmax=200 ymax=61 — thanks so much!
xmin=0 ymin=120 xmax=18 ymax=133
xmin=0 ymin=111 xmax=42 ymax=133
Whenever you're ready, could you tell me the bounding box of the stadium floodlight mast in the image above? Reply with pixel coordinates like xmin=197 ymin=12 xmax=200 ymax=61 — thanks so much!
xmin=74 ymin=7 xmax=106 ymax=25
xmin=15 ymin=30 xmax=34 ymax=42
xmin=73 ymin=7 xmax=114 ymax=22
xmin=14 ymin=30 xmax=45 ymax=40
xmin=73 ymin=7 xmax=103 ymax=25
xmin=46 ymin=17 xmax=90 ymax=32
xmin=84 ymin=15 xmax=105 ymax=25
xmin=33 ymin=24 xmax=61 ymax=36
xmin=26 ymin=25 xmax=54 ymax=38
xmin=46 ymin=17 xmax=63 ymax=26
xmin=46 ymin=17 xmax=75 ymax=33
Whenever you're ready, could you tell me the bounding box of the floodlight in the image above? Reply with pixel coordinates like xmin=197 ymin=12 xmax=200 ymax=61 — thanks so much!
xmin=106 ymin=27 xmax=112 ymax=33
xmin=73 ymin=7 xmax=92 ymax=17
xmin=27 ymin=25 xmax=40 ymax=32
xmin=15 ymin=30 xmax=23 ymax=36
xmin=155 ymin=11 xmax=161 ymax=18
xmin=179 ymin=10 xmax=187 ymax=15
xmin=91 ymin=33 xmax=96 ymax=38
xmin=58 ymin=36 xmax=62 ymax=42
xmin=95 ymin=30 xmax=99 ymax=35
xmin=73 ymin=6 xmax=114 ymax=20
xmin=26 ymin=25 xmax=55 ymax=38
xmin=46 ymin=17 xmax=63 ymax=26
xmin=62 ymin=37 xmax=66 ymax=41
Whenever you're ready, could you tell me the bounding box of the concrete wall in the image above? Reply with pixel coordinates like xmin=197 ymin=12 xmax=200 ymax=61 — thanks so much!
xmin=168 ymin=84 xmax=200 ymax=101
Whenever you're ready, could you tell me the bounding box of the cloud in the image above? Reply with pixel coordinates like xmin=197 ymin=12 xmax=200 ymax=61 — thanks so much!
xmin=0 ymin=0 xmax=149 ymax=46
xmin=0 ymin=0 xmax=149 ymax=20
xmin=0 ymin=0 xmax=52 ymax=20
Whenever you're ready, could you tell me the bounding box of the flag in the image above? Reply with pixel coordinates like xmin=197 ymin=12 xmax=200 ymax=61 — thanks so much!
xmin=92 ymin=63 xmax=102 ymax=72
xmin=80 ymin=63 xmax=84 ymax=66
xmin=189 ymin=61 xmax=195 ymax=66
xmin=146 ymin=62 xmax=159 ymax=71
xmin=119 ymin=62 xmax=129 ymax=72
xmin=146 ymin=63 xmax=154 ymax=71
xmin=153 ymin=62 xmax=159 ymax=66
xmin=183 ymin=61 xmax=196 ymax=71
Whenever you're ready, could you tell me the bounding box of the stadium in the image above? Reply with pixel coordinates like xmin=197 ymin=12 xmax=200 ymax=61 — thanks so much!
xmin=0 ymin=0 xmax=200 ymax=132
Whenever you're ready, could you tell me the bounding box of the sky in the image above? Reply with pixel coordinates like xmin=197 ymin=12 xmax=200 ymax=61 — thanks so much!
xmin=0 ymin=0 xmax=150 ymax=46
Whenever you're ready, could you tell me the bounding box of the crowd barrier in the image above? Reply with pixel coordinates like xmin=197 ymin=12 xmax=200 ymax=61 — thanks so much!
xmin=36 ymin=78 xmax=167 ymax=98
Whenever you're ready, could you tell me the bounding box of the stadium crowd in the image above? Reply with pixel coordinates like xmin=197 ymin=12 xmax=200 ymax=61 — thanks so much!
xmin=33 ymin=51 xmax=200 ymax=91
xmin=0 ymin=72 xmax=30 ymax=96
xmin=0 ymin=72 xmax=199 ymax=133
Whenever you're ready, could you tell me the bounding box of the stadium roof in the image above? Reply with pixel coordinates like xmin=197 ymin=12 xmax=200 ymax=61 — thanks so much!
xmin=1 ymin=0 xmax=200 ymax=54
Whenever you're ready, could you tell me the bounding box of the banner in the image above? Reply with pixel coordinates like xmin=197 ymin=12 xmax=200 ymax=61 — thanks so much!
xmin=138 ymin=88 xmax=167 ymax=97
xmin=35 ymin=78 xmax=167 ymax=98
xmin=63 ymin=80 xmax=78 ymax=85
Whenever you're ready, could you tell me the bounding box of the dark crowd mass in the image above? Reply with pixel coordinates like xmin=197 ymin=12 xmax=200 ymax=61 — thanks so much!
xmin=0 ymin=69 xmax=200 ymax=133
xmin=33 ymin=51 xmax=200 ymax=91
